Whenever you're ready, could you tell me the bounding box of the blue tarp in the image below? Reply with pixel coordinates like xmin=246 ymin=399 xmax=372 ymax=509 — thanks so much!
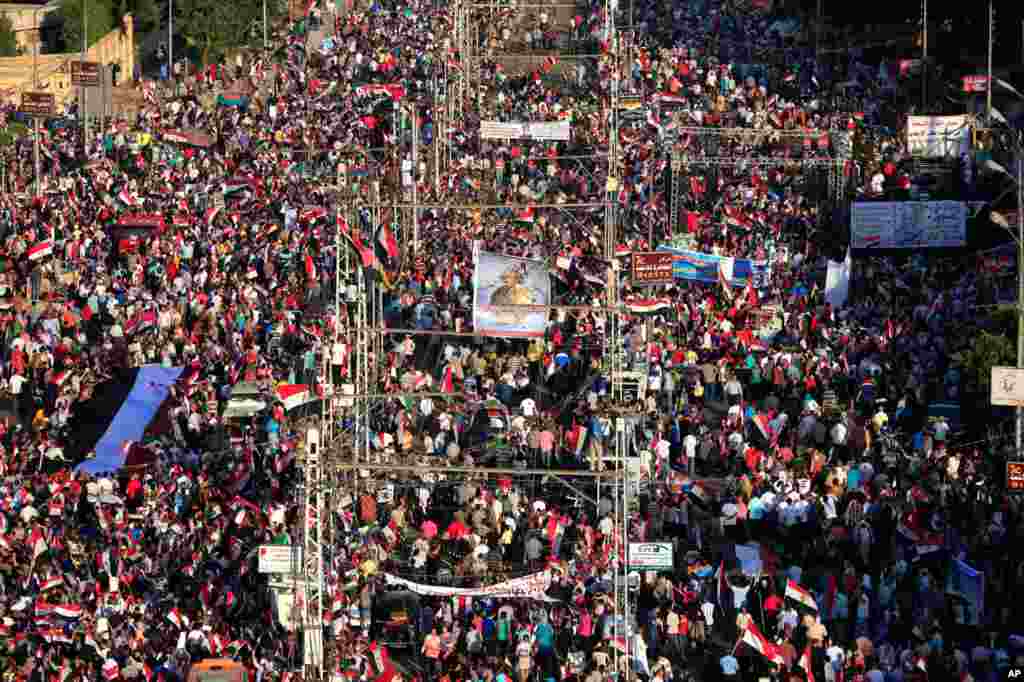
xmin=77 ymin=365 xmax=184 ymax=474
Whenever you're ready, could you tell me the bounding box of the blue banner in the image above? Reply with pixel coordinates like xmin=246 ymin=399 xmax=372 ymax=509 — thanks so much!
xmin=945 ymin=559 xmax=984 ymax=626
xmin=657 ymin=247 xmax=772 ymax=288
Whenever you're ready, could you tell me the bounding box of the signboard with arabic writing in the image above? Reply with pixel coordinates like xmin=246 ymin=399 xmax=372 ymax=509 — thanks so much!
xmin=851 ymin=201 xmax=967 ymax=249
xmin=631 ymin=252 xmax=674 ymax=286
xmin=1007 ymin=461 xmax=1024 ymax=494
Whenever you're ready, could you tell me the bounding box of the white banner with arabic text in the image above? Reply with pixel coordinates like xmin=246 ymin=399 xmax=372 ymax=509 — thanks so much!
xmin=382 ymin=570 xmax=559 ymax=601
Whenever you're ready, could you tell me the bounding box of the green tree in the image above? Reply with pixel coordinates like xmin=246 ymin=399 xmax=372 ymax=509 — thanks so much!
xmin=58 ymin=0 xmax=116 ymax=51
xmin=955 ymin=330 xmax=1016 ymax=392
xmin=117 ymin=0 xmax=159 ymax=34
xmin=0 ymin=14 xmax=18 ymax=57
xmin=174 ymin=0 xmax=261 ymax=66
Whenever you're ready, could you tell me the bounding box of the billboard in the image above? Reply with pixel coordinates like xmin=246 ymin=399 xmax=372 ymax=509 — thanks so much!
xmin=850 ymin=201 xmax=967 ymax=249
xmin=1007 ymin=461 xmax=1024 ymax=494
xmin=479 ymin=120 xmax=571 ymax=141
xmin=906 ymin=115 xmax=970 ymax=157
xmin=657 ymin=247 xmax=771 ymax=288
xmin=473 ymin=250 xmax=551 ymax=338
xmin=631 ymin=252 xmax=674 ymax=286
xmin=627 ymin=542 xmax=674 ymax=571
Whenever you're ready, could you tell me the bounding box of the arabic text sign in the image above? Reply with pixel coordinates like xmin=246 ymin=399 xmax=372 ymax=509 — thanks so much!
xmin=657 ymin=247 xmax=771 ymax=288
xmin=1007 ymin=462 xmax=1024 ymax=494
xmin=631 ymin=252 xmax=674 ymax=286
xmin=627 ymin=542 xmax=674 ymax=571
xmin=480 ymin=120 xmax=571 ymax=141
xmin=258 ymin=545 xmax=303 ymax=574
xmin=906 ymin=115 xmax=970 ymax=157
xmin=70 ymin=61 xmax=101 ymax=87
xmin=850 ymin=201 xmax=967 ymax=249
xmin=19 ymin=92 xmax=55 ymax=117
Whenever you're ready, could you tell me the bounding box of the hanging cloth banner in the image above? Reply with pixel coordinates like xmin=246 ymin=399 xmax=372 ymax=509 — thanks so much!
xmin=382 ymin=571 xmax=559 ymax=601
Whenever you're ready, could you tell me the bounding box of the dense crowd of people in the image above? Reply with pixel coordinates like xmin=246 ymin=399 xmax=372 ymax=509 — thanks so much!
xmin=0 ymin=0 xmax=1018 ymax=681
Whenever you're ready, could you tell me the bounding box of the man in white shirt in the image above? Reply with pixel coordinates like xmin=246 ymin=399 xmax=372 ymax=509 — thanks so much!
xmin=520 ymin=397 xmax=536 ymax=417
xmin=683 ymin=433 xmax=698 ymax=473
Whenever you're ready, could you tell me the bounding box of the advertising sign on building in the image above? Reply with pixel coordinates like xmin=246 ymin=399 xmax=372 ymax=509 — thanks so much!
xmin=906 ymin=115 xmax=970 ymax=157
xmin=627 ymin=542 xmax=674 ymax=571
xmin=630 ymin=252 xmax=675 ymax=286
xmin=850 ymin=201 xmax=967 ymax=249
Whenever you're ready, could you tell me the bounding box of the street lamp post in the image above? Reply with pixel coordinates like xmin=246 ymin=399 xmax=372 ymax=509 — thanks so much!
xmin=168 ymin=0 xmax=173 ymax=87
xmin=985 ymin=155 xmax=1024 ymax=456
xmin=82 ymin=0 xmax=87 ymax=148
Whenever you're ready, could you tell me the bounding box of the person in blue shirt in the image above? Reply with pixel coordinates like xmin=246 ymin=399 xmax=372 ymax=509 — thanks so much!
xmin=720 ymin=653 xmax=740 ymax=677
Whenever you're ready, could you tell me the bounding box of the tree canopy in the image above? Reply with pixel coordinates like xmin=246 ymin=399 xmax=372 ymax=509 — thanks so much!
xmin=57 ymin=0 xmax=160 ymax=52
xmin=0 ymin=13 xmax=17 ymax=57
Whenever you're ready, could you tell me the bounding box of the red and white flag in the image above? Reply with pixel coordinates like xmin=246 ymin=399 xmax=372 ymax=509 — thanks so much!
xmin=54 ymin=603 xmax=82 ymax=619
xmin=276 ymin=384 xmax=310 ymax=411
xmin=800 ymin=645 xmax=815 ymax=682
xmin=28 ymin=527 xmax=47 ymax=560
xmin=785 ymin=579 xmax=819 ymax=612
xmin=167 ymin=608 xmax=188 ymax=629
xmin=27 ymin=241 xmax=53 ymax=262
xmin=717 ymin=258 xmax=735 ymax=301
xmin=740 ymin=621 xmax=784 ymax=666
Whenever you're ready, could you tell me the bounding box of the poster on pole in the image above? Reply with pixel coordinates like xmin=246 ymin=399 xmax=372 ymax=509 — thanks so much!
xmin=258 ymin=545 xmax=302 ymax=574
xmin=850 ymin=201 xmax=967 ymax=249
xmin=906 ymin=115 xmax=970 ymax=157
xmin=473 ymin=249 xmax=551 ymax=338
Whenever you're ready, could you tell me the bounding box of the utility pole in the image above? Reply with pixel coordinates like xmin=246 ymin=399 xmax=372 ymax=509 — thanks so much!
xmin=921 ymin=0 xmax=927 ymax=109
xmin=33 ymin=8 xmax=40 ymax=200
xmin=82 ymin=0 xmax=87 ymax=147
xmin=411 ymin=106 xmax=419 ymax=253
xmin=168 ymin=0 xmax=173 ymax=91
xmin=987 ymin=0 xmax=994 ymax=125
xmin=1017 ymin=156 xmax=1023 ymax=458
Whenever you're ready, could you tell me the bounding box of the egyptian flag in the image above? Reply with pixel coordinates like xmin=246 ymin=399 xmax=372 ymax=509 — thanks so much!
xmin=339 ymin=216 xmax=377 ymax=269
xmin=627 ymin=298 xmax=672 ymax=315
xmin=718 ymin=258 xmax=735 ymax=301
xmin=800 ymin=645 xmax=816 ymax=682
xmin=166 ymin=608 xmax=188 ymax=629
xmin=125 ymin=310 xmax=157 ymax=336
xmin=305 ymin=253 xmax=317 ymax=281
xmin=27 ymin=241 xmax=54 ymax=262
xmin=785 ymin=579 xmax=819 ymax=612
xmin=40 ymin=576 xmax=62 ymax=593
xmin=740 ymin=621 xmax=784 ymax=666
xmin=64 ymin=366 xmax=185 ymax=472
xmin=377 ymin=223 xmax=400 ymax=262
xmin=29 ymin=527 xmax=47 ymax=560
xmin=54 ymin=604 xmax=82 ymax=619
xmin=515 ymin=207 xmax=535 ymax=225
xmin=277 ymin=384 xmax=310 ymax=411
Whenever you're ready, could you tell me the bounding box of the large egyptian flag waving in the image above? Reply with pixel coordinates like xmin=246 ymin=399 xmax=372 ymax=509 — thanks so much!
xmin=67 ymin=365 xmax=184 ymax=473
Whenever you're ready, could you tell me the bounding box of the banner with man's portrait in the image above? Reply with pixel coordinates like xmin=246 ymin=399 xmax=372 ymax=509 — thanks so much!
xmin=473 ymin=249 xmax=551 ymax=338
